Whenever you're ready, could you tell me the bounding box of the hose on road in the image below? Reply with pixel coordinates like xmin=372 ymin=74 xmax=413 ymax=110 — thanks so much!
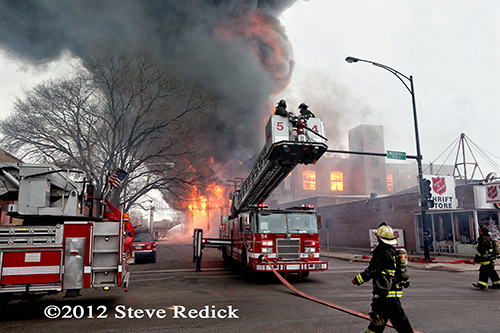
xmin=263 ymin=258 xmax=423 ymax=333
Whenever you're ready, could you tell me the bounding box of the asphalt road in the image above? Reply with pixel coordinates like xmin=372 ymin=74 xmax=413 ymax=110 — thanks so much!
xmin=2 ymin=239 xmax=500 ymax=333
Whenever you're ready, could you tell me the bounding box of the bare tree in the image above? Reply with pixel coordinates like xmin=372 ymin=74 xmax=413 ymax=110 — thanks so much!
xmin=0 ymin=47 xmax=217 ymax=211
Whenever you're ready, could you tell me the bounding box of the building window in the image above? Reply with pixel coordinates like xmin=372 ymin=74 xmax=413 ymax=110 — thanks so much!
xmin=303 ymin=170 xmax=316 ymax=190
xmin=372 ymin=178 xmax=381 ymax=190
xmin=326 ymin=219 xmax=332 ymax=229
xmin=330 ymin=171 xmax=344 ymax=191
xmin=386 ymin=173 xmax=394 ymax=192
xmin=372 ymin=157 xmax=379 ymax=167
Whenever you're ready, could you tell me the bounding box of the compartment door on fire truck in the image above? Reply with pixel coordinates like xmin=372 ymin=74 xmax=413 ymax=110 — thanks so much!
xmin=63 ymin=237 xmax=86 ymax=289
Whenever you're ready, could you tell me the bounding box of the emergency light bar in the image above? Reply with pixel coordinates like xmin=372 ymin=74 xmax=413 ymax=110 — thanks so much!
xmin=248 ymin=203 xmax=268 ymax=209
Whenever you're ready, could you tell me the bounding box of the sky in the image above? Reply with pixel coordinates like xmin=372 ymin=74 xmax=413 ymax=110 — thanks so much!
xmin=1 ymin=0 xmax=500 ymax=179
xmin=279 ymin=0 xmax=500 ymax=178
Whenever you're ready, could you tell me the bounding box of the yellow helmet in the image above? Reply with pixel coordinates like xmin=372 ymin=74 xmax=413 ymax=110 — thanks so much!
xmin=375 ymin=222 xmax=398 ymax=245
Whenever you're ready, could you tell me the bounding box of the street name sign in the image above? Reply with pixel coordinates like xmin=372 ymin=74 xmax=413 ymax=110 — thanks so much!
xmin=387 ymin=150 xmax=406 ymax=160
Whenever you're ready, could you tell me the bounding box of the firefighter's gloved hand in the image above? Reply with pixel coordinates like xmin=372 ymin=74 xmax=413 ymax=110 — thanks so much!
xmin=351 ymin=276 xmax=361 ymax=285
xmin=369 ymin=311 xmax=386 ymax=326
xmin=402 ymin=281 xmax=410 ymax=288
xmin=369 ymin=298 xmax=386 ymax=326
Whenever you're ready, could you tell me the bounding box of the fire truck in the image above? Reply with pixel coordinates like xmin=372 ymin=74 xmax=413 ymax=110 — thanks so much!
xmin=214 ymin=114 xmax=329 ymax=278
xmin=0 ymin=163 xmax=130 ymax=308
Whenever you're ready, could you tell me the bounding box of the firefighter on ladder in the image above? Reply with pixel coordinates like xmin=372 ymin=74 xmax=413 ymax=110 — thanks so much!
xmin=274 ymin=99 xmax=292 ymax=117
xmin=298 ymin=102 xmax=315 ymax=118
xmin=473 ymin=224 xmax=500 ymax=289
xmin=352 ymin=222 xmax=413 ymax=333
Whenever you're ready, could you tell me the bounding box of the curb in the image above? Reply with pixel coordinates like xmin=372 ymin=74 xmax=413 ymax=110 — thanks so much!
xmin=324 ymin=253 xmax=479 ymax=272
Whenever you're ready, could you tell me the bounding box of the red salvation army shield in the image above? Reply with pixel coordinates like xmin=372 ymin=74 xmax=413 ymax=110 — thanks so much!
xmin=432 ymin=177 xmax=446 ymax=195
xmin=488 ymin=185 xmax=499 ymax=200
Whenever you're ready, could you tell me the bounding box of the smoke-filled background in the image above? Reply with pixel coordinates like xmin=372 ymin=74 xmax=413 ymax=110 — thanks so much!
xmin=0 ymin=0 xmax=298 ymax=170
xmin=1 ymin=0 xmax=500 ymax=181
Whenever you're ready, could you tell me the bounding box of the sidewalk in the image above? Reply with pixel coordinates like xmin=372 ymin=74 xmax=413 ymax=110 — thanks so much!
xmin=321 ymin=247 xmax=484 ymax=272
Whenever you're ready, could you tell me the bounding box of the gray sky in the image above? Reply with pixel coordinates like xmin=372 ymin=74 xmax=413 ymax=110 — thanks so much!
xmin=280 ymin=0 xmax=500 ymax=177
xmin=1 ymin=0 xmax=499 ymax=178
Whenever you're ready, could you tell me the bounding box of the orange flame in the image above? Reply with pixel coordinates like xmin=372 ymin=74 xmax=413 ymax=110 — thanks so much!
xmin=186 ymin=182 xmax=228 ymax=237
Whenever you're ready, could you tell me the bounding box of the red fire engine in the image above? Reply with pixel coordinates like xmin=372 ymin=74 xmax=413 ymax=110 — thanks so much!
xmin=0 ymin=164 xmax=130 ymax=308
xmin=202 ymin=115 xmax=329 ymax=278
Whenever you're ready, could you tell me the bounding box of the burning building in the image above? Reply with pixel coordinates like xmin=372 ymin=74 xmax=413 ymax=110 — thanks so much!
xmin=271 ymin=124 xmax=454 ymax=206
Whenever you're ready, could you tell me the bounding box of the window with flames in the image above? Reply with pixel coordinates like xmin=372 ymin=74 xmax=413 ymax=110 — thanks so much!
xmin=386 ymin=173 xmax=394 ymax=192
xmin=330 ymin=171 xmax=343 ymax=191
xmin=303 ymin=170 xmax=316 ymax=190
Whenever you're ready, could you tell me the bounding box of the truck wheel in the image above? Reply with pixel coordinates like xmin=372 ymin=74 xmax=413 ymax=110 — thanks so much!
xmin=300 ymin=271 xmax=310 ymax=280
xmin=222 ymin=248 xmax=230 ymax=266
xmin=151 ymin=252 xmax=156 ymax=263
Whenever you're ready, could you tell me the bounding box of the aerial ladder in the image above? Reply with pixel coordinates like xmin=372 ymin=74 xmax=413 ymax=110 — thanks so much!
xmin=230 ymin=114 xmax=328 ymax=218
xmin=194 ymin=114 xmax=328 ymax=272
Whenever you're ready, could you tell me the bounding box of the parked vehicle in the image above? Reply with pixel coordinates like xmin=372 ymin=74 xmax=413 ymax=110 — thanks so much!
xmin=131 ymin=227 xmax=157 ymax=263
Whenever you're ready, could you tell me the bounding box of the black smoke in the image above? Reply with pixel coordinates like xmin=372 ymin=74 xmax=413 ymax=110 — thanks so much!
xmin=0 ymin=0 xmax=297 ymax=169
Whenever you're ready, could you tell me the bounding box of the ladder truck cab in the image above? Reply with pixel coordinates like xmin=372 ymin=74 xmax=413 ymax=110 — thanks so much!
xmin=219 ymin=114 xmax=329 ymax=278
xmin=0 ymin=163 xmax=130 ymax=307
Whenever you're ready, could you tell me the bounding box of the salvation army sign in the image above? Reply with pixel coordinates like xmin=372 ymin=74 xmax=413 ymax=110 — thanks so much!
xmin=485 ymin=181 xmax=500 ymax=203
xmin=432 ymin=176 xmax=447 ymax=195
xmin=424 ymin=175 xmax=457 ymax=210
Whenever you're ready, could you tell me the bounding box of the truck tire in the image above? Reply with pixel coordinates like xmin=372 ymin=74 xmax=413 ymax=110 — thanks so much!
xmin=151 ymin=252 xmax=156 ymax=263
xmin=222 ymin=247 xmax=230 ymax=266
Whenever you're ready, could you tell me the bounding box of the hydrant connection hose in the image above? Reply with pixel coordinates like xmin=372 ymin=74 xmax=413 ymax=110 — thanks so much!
xmin=263 ymin=258 xmax=423 ymax=333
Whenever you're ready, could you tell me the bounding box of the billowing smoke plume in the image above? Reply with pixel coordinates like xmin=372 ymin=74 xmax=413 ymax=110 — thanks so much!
xmin=0 ymin=0 xmax=297 ymax=167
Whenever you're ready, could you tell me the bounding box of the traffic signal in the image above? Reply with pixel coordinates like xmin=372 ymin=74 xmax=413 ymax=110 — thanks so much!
xmin=85 ymin=184 xmax=94 ymax=207
xmin=421 ymin=179 xmax=434 ymax=208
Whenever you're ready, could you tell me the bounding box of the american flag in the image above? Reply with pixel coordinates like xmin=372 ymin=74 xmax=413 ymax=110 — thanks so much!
xmin=108 ymin=168 xmax=128 ymax=189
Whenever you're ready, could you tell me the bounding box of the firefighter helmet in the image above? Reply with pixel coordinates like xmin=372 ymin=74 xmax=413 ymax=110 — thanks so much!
xmin=480 ymin=224 xmax=489 ymax=234
xmin=375 ymin=222 xmax=398 ymax=245
xmin=277 ymin=99 xmax=287 ymax=107
xmin=298 ymin=102 xmax=309 ymax=109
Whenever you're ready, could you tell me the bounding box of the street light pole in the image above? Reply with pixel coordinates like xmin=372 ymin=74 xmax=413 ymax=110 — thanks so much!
xmin=346 ymin=56 xmax=431 ymax=261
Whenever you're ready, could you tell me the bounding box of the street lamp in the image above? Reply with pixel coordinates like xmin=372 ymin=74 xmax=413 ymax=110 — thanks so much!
xmin=346 ymin=56 xmax=431 ymax=261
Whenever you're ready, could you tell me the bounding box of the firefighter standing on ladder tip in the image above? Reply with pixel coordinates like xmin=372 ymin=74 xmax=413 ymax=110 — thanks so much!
xmin=274 ymin=99 xmax=292 ymax=117
xmin=473 ymin=224 xmax=500 ymax=289
xmin=352 ymin=222 xmax=413 ymax=333
xmin=298 ymin=102 xmax=315 ymax=119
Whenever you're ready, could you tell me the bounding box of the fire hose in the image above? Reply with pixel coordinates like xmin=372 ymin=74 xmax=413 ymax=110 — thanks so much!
xmin=263 ymin=258 xmax=424 ymax=333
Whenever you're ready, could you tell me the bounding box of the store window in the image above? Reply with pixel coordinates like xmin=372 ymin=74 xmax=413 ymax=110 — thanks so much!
xmin=303 ymin=170 xmax=316 ymax=190
xmin=330 ymin=171 xmax=343 ymax=191
xmin=432 ymin=213 xmax=454 ymax=253
xmin=478 ymin=211 xmax=500 ymax=239
xmin=452 ymin=212 xmax=476 ymax=244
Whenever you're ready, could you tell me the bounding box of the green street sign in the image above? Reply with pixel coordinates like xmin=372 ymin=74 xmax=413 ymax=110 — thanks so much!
xmin=387 ymin=150 xmax=406 ymax=160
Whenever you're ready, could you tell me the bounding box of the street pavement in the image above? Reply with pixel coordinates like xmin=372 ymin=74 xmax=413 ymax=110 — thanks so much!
xmin=320 ymin=247 xmax=487 ymax=273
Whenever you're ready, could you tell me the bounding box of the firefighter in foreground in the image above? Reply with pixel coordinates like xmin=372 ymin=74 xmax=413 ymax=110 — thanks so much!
xmin=352 ymin=222 xmax=413 ymax=333
xmin=473 ymin=224 xmax=500 ymax=289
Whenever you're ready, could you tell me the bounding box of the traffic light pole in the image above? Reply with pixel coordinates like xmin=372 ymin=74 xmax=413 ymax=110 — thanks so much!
xmin=346 ymin=56 xmax=432 ymax=261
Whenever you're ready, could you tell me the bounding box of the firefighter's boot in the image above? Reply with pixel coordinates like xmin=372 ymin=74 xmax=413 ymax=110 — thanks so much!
xmin=472 ymin=283 xmax=486 ymax=290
